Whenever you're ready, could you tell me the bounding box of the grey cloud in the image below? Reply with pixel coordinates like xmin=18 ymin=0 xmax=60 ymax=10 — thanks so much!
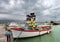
xmin=0 ymin=0 xmax=60 ymax=22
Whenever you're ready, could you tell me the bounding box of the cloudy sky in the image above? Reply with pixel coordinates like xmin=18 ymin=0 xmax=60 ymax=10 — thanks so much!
xmin=0 ymin=0 xmax=60 ymax=22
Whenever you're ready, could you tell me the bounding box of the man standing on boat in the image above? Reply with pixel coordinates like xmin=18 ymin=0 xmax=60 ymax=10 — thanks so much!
xmin=26 ymin=13 xmax=37 ymax=30
xmin=26 ymin=15 xmax=33 ymax=30
xmin=30 ymin=13 xmax=37 ymax=30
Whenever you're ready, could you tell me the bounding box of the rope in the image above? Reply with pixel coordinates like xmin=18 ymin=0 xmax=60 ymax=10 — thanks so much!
xmin=14 ymin=29 xmax=24 ymax=42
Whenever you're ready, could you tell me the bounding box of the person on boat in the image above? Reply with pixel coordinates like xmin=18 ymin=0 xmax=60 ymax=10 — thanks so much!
xmin=30 ymin=13 xmax=37 ymax=30
xmin=26 ymin=13 xmax=37 ymax=30
xmin=26 ymin=15 xmax=33 ymax=30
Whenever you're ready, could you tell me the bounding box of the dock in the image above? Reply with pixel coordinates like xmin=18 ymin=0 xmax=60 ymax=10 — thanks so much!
xmin=0 ymin=26 xmax=6 ymax=42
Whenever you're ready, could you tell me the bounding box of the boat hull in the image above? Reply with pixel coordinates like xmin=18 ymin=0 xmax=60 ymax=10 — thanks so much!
xmin=11 ymin=29 xmax=52 ymax=38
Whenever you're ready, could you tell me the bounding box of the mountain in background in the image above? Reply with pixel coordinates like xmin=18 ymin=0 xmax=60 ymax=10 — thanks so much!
xmin=0 ymin=19 xmax=26 ymax=23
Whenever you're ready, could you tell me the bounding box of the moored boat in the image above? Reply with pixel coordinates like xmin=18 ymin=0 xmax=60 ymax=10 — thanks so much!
xmin=7 ymin=12 xmax=52 ymax=38
xmin=10 ymin=25 xmax=52 ymax=38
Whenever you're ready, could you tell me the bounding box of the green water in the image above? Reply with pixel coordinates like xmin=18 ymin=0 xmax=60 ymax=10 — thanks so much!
xmin=14 ymin=25 xmax=60 ymax=42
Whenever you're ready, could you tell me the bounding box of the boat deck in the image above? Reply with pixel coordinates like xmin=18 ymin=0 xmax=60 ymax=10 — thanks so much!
xmin=0 ymin=26 xmax=6 ymax=42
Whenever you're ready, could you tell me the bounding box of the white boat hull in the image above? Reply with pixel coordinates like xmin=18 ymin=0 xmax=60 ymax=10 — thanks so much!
xmin=11 ymin=28 xmax=52 ymax=38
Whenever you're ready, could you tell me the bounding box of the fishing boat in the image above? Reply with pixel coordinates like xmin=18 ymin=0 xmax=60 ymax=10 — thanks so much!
xmin=8 ymin=13 xmax=52 ymax=38
xmin=9 ymin=23 xmax=52 ymax=38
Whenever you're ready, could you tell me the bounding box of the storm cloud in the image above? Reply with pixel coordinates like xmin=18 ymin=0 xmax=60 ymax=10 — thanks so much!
xmin=0 ymin=0 xmax=60 ymax=22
